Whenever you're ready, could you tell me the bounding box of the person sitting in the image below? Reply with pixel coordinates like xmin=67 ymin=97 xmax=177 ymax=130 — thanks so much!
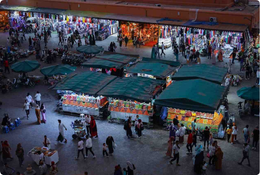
xmin=2 ymin=113 xmax=11 ymax=127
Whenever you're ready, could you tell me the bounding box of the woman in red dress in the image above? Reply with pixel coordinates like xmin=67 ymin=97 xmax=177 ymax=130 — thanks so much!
xmin=90 ymin=116 xmax=98 ymax=138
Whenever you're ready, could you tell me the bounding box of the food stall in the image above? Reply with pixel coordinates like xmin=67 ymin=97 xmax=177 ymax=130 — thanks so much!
xmin=98 ymin=77 xmax=164 ymax=124
xmin=28 ymin=147 xmax=59 ymax=165
xmin=155 ymin=79 xmax=228 ymax=137
xmin=54 ymin=72 xmax=117 ymax=117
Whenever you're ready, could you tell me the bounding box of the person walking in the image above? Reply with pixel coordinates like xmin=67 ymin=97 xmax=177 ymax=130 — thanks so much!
xmin=226 ymin=126 xmax=232 ymax=142
xmin=208 ymin=141 xmax=217 ymax=165
xmin=39 ymin=160 xmax=48 ymax=175
xmin=4 ymin=59 xmax=10 ymax=74
xmin=85 ymin=135 xmax=96 ymax=158
xmin=192 ymin=131 xmax=197 ymax=149
xmin=191 ymin=119 xmax=197 ymax=132
xmin=25 ymin=93 xmax=33 ymax=107
xmin=15 ymin=143 xmax=24 ymax=167
xmin=35 ymin=91 xmax=41 ymax=106
xmin=40 ymin=103 xmax=46 ymax=123
xmin=126 ymin=161 xmax=136 ymax=175
xmin=2 ymin=141 xmax=13 ymax=162
xmin=85 ymin=115 xmax=91 ymax=136
xmin=178 ymin=124 xmax=186 ymax=143
xmin=215 ymin=146 xmax=223 ymax=170
xmin=106 ymin=136 xmax=115 ymax=156
xmin=238 ymin=143 xmax=251 ymax=166
xmin=252 ymin=126 xmax=259 ymax=150
xmin=102 ymin=143 xmax=109 ymax=157
xmin=124 ymin=36 xmax=128 ymax=47
xmin=186 ymin=130 xmax=193 ymax=154
xmin=169 ymin=140 xmax=181 ymax=166
xmin=76 ymin=138 xmax=86 ymax=160
xmin=35 ymin=105 xmax=41 ymax=124
xmin=90 ymin=116 xmax=98 ymax=138
xmin=203 ymin=126 xmax=210 ymax=150
xmin=161 ymin=42 xmax=166 ymax=57
xmin=194 ymin=145 xmax=204 ymax=173
xmin=243 ymin=125 xmax=250 ymax=143
xmin=43 ymin=135 xmax=51 ymax=149
xmin=231 ymin=125 xmax=238 ymax=144
xmin=23 ymin=100 xmax=30 ymax=120
xmin=57 ymin=119 xmax=67 ymax=143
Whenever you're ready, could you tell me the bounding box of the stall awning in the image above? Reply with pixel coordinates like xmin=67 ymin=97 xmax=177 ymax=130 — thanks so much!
xmin=82 ymin=53 xmax=138 ymax=69
xmin=54 ymin=72 xmax=117 ymax=95
xmin=155 ymin=79 xmax=226 ymax=113
xmin=126 ymin=62 xmax=176 ymax=79
xmin=98 ymin=77 xmax=164 ymax=102
xmin=172 ymin=64 xmax=227 ymax=84
xmin=142 ymin=57 xmax=181 ymax=67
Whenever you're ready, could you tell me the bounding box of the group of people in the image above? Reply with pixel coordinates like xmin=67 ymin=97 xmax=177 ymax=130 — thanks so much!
xmin=124 ymin=115 xmax=144 ymax=138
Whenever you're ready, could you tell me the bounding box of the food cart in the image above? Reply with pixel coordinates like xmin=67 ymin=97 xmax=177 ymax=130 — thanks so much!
xmin=98 ymin=76 xmax=164 ymax=126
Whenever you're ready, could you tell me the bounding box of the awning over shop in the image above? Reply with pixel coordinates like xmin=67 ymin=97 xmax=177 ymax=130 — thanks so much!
xmin=126 ymin=62 xmax=176 ymax=79
xmin=142 ymin=57 xmax=181 ymax=67
xmin=155 ymin=79 xmax=226 ymax=113
xmin=172 ymin=64 xmax=227 ymax=84
xmin=98 ymin=77 xmax=164 ymax=102
xmin=237 ymin=86 xmax=259 ymax=101
xmin=54 ymin=72 xmax=117 ymax=95
xmin=82 ymin=53 xmax=138 ymax=69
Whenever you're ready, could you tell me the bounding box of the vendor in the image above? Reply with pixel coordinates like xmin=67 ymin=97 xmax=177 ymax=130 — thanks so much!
xmin=2 ymin=113 xmax=11 ymax=127
xmin=43 ymin=135 xmax=51 ymax=150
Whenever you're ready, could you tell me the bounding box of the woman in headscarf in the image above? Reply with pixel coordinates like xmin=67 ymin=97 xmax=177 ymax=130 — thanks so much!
xmin=215 ymin=146 xmax=223 ymax=170
xmin=126 ymin=161 xmax=135 ymax=175
xmin=35 ymin=105 xmax=41 ymax=124
xmin=194 ymin=145 xmax=204 ymax=174
xmin=166 ymin=137 xmax=174 ymax=158
xmin=40 ymin=103 xmax=46 ymax=123
xmin=106 ymin=136 xmax=114 ymax=155
xmin=90 ymin=116 xmax=98 ymax=138
xmin=15 ymin=143 xmax=24 ymax=167
xmin=2 ymin=140 xmax=12 ymax=161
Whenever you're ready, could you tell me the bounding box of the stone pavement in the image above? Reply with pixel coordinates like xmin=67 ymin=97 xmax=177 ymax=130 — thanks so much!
xmin=0 ymin=32 xmax=258 ymax=175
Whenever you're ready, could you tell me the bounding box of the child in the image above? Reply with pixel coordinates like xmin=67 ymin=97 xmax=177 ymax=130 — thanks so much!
xmin=103 ymin=143 xmax=108 ymax=157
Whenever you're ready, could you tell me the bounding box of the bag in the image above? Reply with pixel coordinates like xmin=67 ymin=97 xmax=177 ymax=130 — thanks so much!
xmin=112 ymin=142 xmax=117 ymax=149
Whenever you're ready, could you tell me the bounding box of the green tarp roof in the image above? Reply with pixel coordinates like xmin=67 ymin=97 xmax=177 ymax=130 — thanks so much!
xmin=172 ymin=64 xmax=227 ymax=84
xmin=98 ymin=77 xmax=163 ymax=102
xmin=54 ymin=72 xmax=117 ymax=95
xmin=126 ymin=62 xmax=176 ymax=79
xmin=155 ymin=79 xmax=226 ymax=113
xmin=142 ymin=57 xmax=181 ymax=67
xmin=237 ymin=86 xmax=259 ymax=101
xmin=82 ymin=54 xmax=137 ymax=69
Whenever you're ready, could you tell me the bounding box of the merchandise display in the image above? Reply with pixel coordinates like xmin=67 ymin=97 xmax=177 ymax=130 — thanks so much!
xmin=0 ymin=11 xmax=9 ymax=32
xmin=108 ymin=99 xmax=153 ymax=123
xmin=167 ymin=108 xmax=223 ymax=134
xmin=28 ymin=147 xmax=59 ymax=165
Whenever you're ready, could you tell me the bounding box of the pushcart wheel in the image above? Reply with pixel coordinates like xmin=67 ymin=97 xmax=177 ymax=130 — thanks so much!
xmin=72 ymin=134 xmax=77 ymax=139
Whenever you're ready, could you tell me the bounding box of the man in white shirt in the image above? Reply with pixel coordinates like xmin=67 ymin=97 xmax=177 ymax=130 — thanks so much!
xmin=35 ymin=91 xmax=41 ymax=106
xmin=26 ymin=93 xmax=33 ymax=107
xmin=169 ymin=140 xmax=181 ymax=166
xmin=24 ymin=100 xmax=30 ymax=119
xmin=238 ymin=143 xmax=251 ymax=166
xmin=76 ymin=138 xmax=86 ymax=160
xmin=85 ymin=135 xmax=96 ymax=158
xmin=85 ymin=115 xmax=91 ymax=135
xmin=58 ymin=119 xmax=67 ymax=143
xmin=178 ymin=124 xmax=186 ymax=143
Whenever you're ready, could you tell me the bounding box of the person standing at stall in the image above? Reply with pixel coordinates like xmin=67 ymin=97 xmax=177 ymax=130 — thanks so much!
xmin=124 ymin=117 xmax=133 ymax=139
xmin=85 ymin=114 xmax=91 ymax=136
xmin=57 ymin=119 xmax=67 ymax=143
xmin=136 ymin=119 xmax=143 ymax=138
xmin=124 ymin=35 xmax=129 ymax=47
xmin=90 ymin=116 xmax=98 ymax=138
xmin=43 ymin=135 xmax=51 ymax=149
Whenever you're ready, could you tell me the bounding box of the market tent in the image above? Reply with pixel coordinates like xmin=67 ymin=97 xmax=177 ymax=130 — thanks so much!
xmin=142 ymin=57 xmax=181 ymax=67
xmin=82 ymin=54 xmax=137 ymax=69
xmin=126 ymin=62 xmax=176 ymax=79
xmin=40 ymin=64 xmax=76 ymax=77
xmin=76 ymin=45 xmax=104 ymax=54
xmin=155 ymin=79 xmax=226 ymax=113
xmin=11 ymin=60 xmax=40 ymax=73
xmin=237 ymin=86 xmax=259 ymax=101
xmin=98 ymin=77 xmax=163 ymax=102
xmin=172 ymin=64 xmax=227 ymax=84
xmin=54 ymin=72 xmax=117 ymax=95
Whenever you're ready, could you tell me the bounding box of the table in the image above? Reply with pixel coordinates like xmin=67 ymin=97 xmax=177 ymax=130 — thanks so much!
xmin=45 ymin=151 xmax=59 ymax=165
xmin=28 ymin=152 xmax=44 ymax=165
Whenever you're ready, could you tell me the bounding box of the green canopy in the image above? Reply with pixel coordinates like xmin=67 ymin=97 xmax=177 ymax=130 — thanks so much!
xmin=172 ymin=64 xmax=227 ymax=84
xmin=40 ymin=64 xmax=76 ymax=77
xmin=237 ymin=86 xmax=259 ymax=101
xmin=155 ymin=79 xmax=226 ymax=113
xmin=11 ymin=60 xmax=40 ymax=73
xmin=82 ymin=54 xmax=137 ymax=69
xmin=126 ymin=62 xmax=175 ymax=79
xmin=142 ymin=57 xmax=181 ymax=67
xmin=76 ymin=45 xmax=104 ymax=54
xmin=98 ymin=77 xmax=163 ymax=102
xmin=54 ymin=72 xmax=117 ymax=95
